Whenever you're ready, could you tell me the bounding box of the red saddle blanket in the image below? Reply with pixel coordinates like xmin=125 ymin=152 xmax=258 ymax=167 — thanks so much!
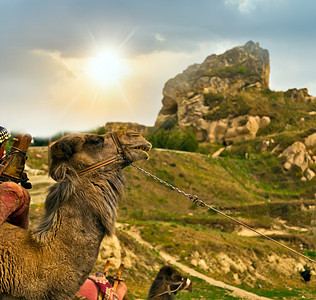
xmin=0 ymin=181 xmax=30 ymax=229
xmin=77 ymin=273 xmax=119 ymax=300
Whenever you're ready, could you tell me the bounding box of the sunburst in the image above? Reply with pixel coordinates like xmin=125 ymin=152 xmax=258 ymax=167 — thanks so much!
xmin=85 ymin=49 xmax=130 ymax=87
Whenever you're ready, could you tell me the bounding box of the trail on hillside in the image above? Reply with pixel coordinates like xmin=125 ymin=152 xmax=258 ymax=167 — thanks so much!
xmin=117 ymin=224 xmax=272 ymax=300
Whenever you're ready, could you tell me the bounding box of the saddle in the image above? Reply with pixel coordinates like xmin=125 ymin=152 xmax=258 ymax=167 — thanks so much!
xmin=0 ymin=133 xmax=32 ymax=189
xmin=76 ymin=261 xmax=125 ymax=300
xmin=0 ymin=133 xmax=32 ymax=229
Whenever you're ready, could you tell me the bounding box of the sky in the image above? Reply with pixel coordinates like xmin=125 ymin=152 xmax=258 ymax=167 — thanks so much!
xmin=1 ymin=0 xmax=316 ymax=137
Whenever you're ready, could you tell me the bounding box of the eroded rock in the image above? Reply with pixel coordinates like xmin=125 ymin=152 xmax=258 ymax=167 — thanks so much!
xmin=280 ymin=141 xmax=315 ymax=180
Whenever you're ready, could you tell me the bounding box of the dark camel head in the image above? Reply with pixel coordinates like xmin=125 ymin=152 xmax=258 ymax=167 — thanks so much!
xmin=148 ymin=265 xmax=192 ymax=299
xmin=49 ymin=130 xmax=151 ymax=181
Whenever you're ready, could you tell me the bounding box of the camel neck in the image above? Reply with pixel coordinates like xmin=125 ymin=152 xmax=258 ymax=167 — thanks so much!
xmin=28 ymin=172 xmax=125 ymax=298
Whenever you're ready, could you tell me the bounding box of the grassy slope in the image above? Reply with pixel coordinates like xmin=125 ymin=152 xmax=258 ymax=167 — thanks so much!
xmin=28 ymin=141 xmax=316 ymax=299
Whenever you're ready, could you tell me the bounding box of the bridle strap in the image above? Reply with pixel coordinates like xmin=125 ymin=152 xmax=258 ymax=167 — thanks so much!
xmin=110 ymin=132 xmax=124 ymax=156
xmin=77 ymin=155 xmax=122 ymax=176
xmin=77 ymin=131 xmax=128 ymax=176
xmin=110 ymin=131 xmax=132 ymax=165
xmin=153 ymin=280 xmax=185 ymax=298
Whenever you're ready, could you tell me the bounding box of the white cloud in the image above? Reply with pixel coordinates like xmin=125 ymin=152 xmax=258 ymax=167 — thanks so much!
xmin=224 ymin=0 xmax=278 ymax=14
xmin=155 ymin=33 xmax=166 ymax=42
xmin=32 ymin=49 xmax=82 ymax=78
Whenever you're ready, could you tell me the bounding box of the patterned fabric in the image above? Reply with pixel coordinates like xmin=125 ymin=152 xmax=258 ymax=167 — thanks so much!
xmin=0 ymin=126 xmax=10 ymax=144
xmin=0 ymin=181 xmax=31 ymax=229
xmin=77 ymin=273 xmax=119 ymax=300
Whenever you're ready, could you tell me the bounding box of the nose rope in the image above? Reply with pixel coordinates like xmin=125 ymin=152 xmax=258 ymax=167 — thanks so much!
xmin=77 ymin=131 xmax=128 ymax=176
xmin=153 ymin=280 xmax=186 ymax=297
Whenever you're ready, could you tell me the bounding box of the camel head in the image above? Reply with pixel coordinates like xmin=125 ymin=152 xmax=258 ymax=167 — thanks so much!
xmin=49 ymin=130 xmax=151 ymax=181
xmin=148 ymin=265 xmax=192 ymax=299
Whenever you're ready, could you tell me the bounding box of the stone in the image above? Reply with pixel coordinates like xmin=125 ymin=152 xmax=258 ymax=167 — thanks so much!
xmin=190 ymin=259 xmax=198 ymax=267
xmin=305 ymin=132 xmax=316 ymax=153
xmin=305 ymin=168 xmax=315 ymax=181
xmin=256 ymin=139 xmax=273 ymax=153
xmin=285 ymin=88 xmax=316 ymax=103
xmin=283 ymin=162 xmax=292 ymax=170
xmin=281 ymin=142 xmax=311 ymax=173
xmin=199 ymin=114 xmax=270 ymax=144
xmin=198 ymin=259 xmax=208 ymax=270
xmin=259 ymin=116 xmax=271 ymax=128
xmin=97 ymin=235 xmax=122 ymax=269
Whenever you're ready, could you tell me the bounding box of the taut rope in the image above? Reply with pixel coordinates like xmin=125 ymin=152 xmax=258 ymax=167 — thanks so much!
xmin=131 ymin=163 xmax=316 ymax=265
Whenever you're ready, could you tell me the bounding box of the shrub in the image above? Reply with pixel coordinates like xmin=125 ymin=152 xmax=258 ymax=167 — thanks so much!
xmin=148 ymin=127 xmax=199 ymax=152
xmin=204 ymin=64 xmax=250 ymax=78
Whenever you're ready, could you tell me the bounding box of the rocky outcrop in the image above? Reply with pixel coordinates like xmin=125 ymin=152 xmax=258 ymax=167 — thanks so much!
xmin=305 ymin=132 xmax=316 ymax=153
xmin=155 ymin=41 xmax=270 ymax=144
xmin=280 ymin=140 xmax=316 ymax=181
xmin=285 ymin=88 xmax=316 ymax=103
xmin=196 ymin=115 xmax=270 ymax=144
xmin=105 ymin=122 xmax=150 ymax=136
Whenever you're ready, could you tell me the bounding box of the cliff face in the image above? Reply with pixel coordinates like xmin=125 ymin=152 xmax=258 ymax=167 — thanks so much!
xmin=156 ymin=42 xmax=269 ymax=119
xmin=155 ymin=41 xmax=315 ymax=145
xmin=155 ymin=41 xmax=272 ymax=144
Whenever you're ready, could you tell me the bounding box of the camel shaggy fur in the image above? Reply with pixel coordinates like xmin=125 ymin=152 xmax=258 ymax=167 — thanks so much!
xmin=0 ymin=130 xmax=151 ymax=300
xmin=147 ymin=266 xmax=192 ymax=299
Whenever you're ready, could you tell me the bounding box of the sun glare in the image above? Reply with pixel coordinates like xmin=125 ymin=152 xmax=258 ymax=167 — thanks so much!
xmin=86 ymin=50 xmax=130 ymax=86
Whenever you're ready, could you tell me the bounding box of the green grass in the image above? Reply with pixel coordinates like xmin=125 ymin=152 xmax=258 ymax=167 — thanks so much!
xmin=202 ymin=88 xmax=316 ymax=136
xmin=26 ymin=128 xmax=315 ymax=299
xmin=179 ymin=276 xmax=240 ymax=299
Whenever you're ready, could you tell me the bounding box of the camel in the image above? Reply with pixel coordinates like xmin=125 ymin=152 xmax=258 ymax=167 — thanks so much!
xmin=0 ymin=130 xmax=151 ymax=300
xmin=147 ymin=266 xmax=192 ymax=299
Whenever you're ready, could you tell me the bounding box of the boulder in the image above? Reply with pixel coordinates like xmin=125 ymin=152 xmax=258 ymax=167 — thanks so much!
xmin=281 ymin=142 xmax=314 ymax=177
xmin=305 ymin=132 xmax=316 ymax=153
xmin=197 ymin=115 xmax=270 ymax=144
xmin=305 ymin=168 xmax=315 ymax=181
xmin=285 ymin=88 xmax=316 ymax=103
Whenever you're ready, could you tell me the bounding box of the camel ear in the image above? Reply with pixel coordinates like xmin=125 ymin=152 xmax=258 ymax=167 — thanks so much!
xmin=50 ymin=140 xmax=75 ymax=160
xmin=49 ymin=136 xmax=82 ymax=181
xmin=50 ymin=136 xmax=82 ymax=160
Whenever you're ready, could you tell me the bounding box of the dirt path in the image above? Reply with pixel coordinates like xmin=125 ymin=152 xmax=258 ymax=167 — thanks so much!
xmin=118 ymin=225 xmax=272 ymax=300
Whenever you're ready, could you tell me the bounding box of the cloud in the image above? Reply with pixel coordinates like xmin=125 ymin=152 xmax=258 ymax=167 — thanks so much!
xmin=224 ymin=0 xmax=286 ymax=14
xmin=1 ymin=0 xmax=316 ymax=136
xmin=155 ymin=33 xmax=166 ymax=42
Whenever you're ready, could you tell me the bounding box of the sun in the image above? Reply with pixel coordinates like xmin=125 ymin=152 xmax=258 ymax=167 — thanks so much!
xmin=85 ymin=49 xmax=130 ymax=86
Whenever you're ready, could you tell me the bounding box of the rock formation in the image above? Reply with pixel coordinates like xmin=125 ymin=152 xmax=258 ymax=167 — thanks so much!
xmin=285 ymin=88 xmax=316 ymax=103
xmin=155 ymin=41 xmax=271 ymax=144
xmin=280 ymin=135 xmax=316 ymax=181
xmin=305 ymin=132 xmax=316 ymax=153
xmin=105 ymin=122 xmax=150 ymax=136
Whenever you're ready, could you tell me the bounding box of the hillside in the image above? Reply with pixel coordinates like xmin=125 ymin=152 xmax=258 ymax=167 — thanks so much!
xmin=27 ymin=146 xmax=316 ymax=299
xmin=25 ymin=41 xmax=316 ymax=299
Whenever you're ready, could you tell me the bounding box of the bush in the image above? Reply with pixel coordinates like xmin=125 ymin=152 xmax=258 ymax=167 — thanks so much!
xmin=148 ymin=127 xmax=199 ymax=152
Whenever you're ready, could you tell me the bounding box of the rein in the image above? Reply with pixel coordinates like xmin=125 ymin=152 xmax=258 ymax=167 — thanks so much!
xmin=77 ymin=131 xmax=130 ymax=176
xmin=153 ymin=278 xmax=190 ymax=298
xmin=131 ymin=163 xmax=316 ymax=265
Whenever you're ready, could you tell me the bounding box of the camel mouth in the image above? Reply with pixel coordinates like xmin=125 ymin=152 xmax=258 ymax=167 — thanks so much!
xmin=131 ymin=143 xmax=151 ymax=160
xmin=133 ymin=145 xmax=151 ymax=152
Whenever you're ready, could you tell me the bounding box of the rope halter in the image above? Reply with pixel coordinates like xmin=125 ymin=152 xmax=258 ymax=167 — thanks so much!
xmin=154 ymin=278 xmax=191 ymax=297
xmin=77 ymin=131 xmax=131 ymax=176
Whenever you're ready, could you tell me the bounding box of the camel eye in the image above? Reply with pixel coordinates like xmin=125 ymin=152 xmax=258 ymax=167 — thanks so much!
xmin=88 ymin=137 xmax=104 ymax=145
